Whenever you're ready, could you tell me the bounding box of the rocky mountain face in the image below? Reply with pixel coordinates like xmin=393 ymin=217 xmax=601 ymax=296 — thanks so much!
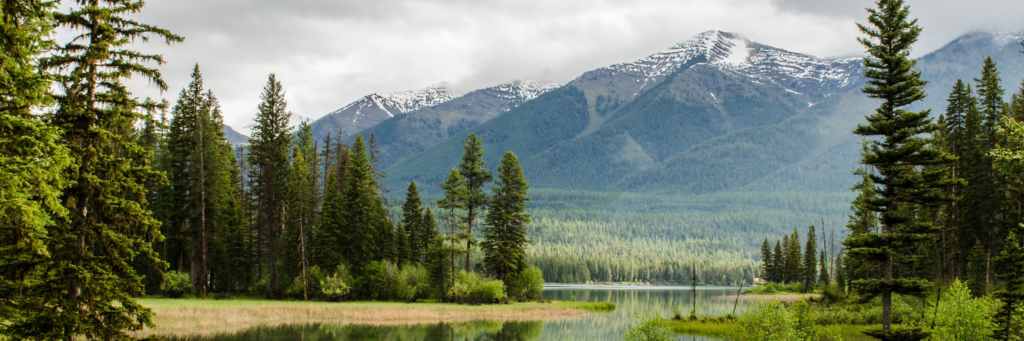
xmin=310 ymin=83 xmax=457 ymax=140
xmin=335 ymin=79 xmax=562 ymax=168
xmin=382 ymin=30 xmax=1024 ymax=195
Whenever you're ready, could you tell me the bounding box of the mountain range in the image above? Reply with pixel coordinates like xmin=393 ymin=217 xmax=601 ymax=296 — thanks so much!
xmin=226 ymin=30 xmax=1024 ymax=200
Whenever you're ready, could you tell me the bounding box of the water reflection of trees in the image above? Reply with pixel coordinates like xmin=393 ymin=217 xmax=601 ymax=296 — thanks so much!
xmin=188 ymin=321 xmax=544 ymax=341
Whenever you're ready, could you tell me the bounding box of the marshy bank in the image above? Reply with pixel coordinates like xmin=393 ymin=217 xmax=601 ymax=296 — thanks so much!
xmin=132 ymin=298 xmax=608 ymax=338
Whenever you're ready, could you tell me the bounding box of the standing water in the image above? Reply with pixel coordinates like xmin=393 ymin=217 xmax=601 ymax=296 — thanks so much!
xmin=166 ymin=285 xmax=748 ymax=340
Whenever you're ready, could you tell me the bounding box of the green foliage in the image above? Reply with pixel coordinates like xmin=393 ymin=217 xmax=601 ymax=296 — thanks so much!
xmin=506 ymin=265 xmax=545 ymax=301
xmin=447 ymin=271 xmax=506 ymax=304
xmin=161 ymin=271 xmax=192 ymax=298
xmin=482 ymin=152 xmax=532 ymax=282
xmin=622 ymin=312 xmax=670 ymax=341
xmin=394 ymin=265 xmax=429 ymax=302
xmin=319 ymin=270 xmax=351 ymax=302
xmin=247 ymin=73 xmax=293 ymax=298
xmin=932 ymin=280 xmax=998 ymax=341
xmin=459 ymin=133 xmax=492 ymax=272
xmin=739 ymin=300 xmax=798 ymax=341
xmin=402 ymin=181 xmax=424 ymax=263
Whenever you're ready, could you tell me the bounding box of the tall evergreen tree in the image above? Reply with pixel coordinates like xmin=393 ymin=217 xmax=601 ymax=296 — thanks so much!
xmin=314 ymin=134 xmax=349 ymax=270
xmin=939 ymin=80 xmax=977 ymax=279
xmin=0 ymin=0 xmax=72 ymax=331
xmin=438 ymin=168 xmax=468 ymax=297
xmin=18 ymin=0 xmax=182 ymax=338
xmin=402 ymin=181 xmax=424 ymax=263
xmin=773 ymin=240 xmax=784 ymax=283
xmin=482 ymin=152 xmax=532 ymax=282
xmin=421 ymin=207 xmax=439 ymax=253
xmin=786 ymin=229 xmax=802 ymax=284
xmin=845 ymin=1 xmax=953 ymax=338
xmin=760 ymin=238 xmax=773 ymax=283
xmin=803 ymin=225 xmax=818 ymax=290
xmin=974 ymin=57 xmax=1006 ymax=285
xmin=459 ymin=133 xmax=492 ymax=272
xmin=247 ymin=73 xmax=292 ymax=298
xmin=340 ymin=135 xmax=379 ymax=271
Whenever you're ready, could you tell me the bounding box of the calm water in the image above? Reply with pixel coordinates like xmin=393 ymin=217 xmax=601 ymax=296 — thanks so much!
xmin=172 ymin=285 xmax=749 ymax=341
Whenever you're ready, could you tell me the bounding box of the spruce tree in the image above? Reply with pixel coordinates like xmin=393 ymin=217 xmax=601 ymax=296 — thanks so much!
xmin=421 ymin=207 xmax=439 ymax=252
xmin=967 ymin=243 xmax=988 ymax=297
xmin=459 ymin=133 xmax=492 ymax=272
xmin=19 ymin=0 xmax=182 ymax=338
xmin=993 ymin=230 xmax=1024 ymax=340
xmin=819 ymin=252 xmax=829 ymax=286
xmin=482 ymin=152 xmax=532 ymax=282
xmin=803 ymin=225 xmax=818 ymax=290
xmin=760 ymin=238 xmax=773 ymax=283
xmin=438 ymin=168 xmax=468 ymax=295
xmin=340 ymin=135 xmax=383 ymax=272
xmin=0 ymin=0 xmax=72 ymax=330
xmin=247 ymin=73 xmax=292 ymax=298
xmin=402 ymin=181 xmax=424 ymax=263
xmin=845 ymin=1 xmax=954 ymax=337
xmin=974 ymin=57 xmax=1006 ymax=284
xmin=773 ymin=241 xmax=784 ymax=283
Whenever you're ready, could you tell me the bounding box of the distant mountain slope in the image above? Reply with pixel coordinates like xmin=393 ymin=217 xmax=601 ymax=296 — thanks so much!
xmin=383 ymin=31 xmax=863 ymax=193
xmin=382 ymin=30 xmax=1024 ymax=195
xmin=342 ymin=79 xmax=561 ymax=168
xmin=222 ymin=125 xmax=249 ymax=146
xmin=310 ymin=82 xmax=457 ymax=140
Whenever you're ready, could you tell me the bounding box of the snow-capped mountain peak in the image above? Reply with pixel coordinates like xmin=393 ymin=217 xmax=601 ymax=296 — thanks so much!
xmin=487 ymin=79 xmax=562 ymax=102
xmin=607 ymin=30 xmax=861 ymax=94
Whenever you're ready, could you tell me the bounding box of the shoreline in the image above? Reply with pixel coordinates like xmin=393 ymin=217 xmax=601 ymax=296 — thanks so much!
xmin=133 ymin=298 xmax=601 ymax=338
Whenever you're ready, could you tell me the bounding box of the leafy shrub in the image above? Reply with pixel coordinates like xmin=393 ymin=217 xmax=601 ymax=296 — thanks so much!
xmin=739 ymin=299 xmax=797 ymax=341
xmin=932 ymin=279 xmax=998 ymax=341
xmin=320 ymin=264 xmax=353 ymax=301
xmin=506 ymin=265 xmax=544 ymax=300
xmin=447 ymin=271 xmax=506 ymax=304
xmin=355 ymin=261 xmax=386 ymax=300
xmin=622 ymin=311 xmax=670 ymax=341
xmin=284 ymin=276 xmax=307 ymax=298
xmin=394 ymin=265 xmax=428 ymax=302
xmin=161 ymin=270 xmax=191 ymax=298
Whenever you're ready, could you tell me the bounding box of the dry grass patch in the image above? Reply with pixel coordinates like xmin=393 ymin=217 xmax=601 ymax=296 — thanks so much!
xmin=133 ymin=298 xmax=590 ymax=338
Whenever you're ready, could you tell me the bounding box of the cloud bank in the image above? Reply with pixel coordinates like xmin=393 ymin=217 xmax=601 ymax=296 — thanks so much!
xmin=117 ymin=0 xmax=1024 ymax=128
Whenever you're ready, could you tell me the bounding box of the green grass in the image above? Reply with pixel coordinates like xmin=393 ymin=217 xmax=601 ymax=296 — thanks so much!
xmin=666 ymin=319 xmax=744 ymax=340
xmin=552 ymin=301 xmax=616 ymax=312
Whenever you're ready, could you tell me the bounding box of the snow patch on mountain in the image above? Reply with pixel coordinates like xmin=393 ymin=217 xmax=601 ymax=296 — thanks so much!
xmin=486 ymin=79 xmax=562 ymax=104
xmin=331 ymin=82 xmax=457 ymax=118
xmin=607 ymin=30 xmax=860 ymax=93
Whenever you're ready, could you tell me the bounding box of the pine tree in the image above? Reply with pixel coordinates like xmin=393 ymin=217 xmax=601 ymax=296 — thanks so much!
xmin=760 ymin=238 xmax=773 ymax=283
xmin=845 ymin=2 xmax=953 ymax=338
xmin=438 ymin=168 xmax=468 ymax=298
xmin=0 ymin=0 xmax=72 ymax=330
xmin=396 ymin=222 xmax=409 ymax=264
xmin=247 ymin=74 xmax=292 ymax=298
xmin=315 ymin=134 xmax=349 ymax=270
xmin=340 ymin=135 xmax=384 ymax=273
xmin=819 ymin=252 xmax=829 ymax=286
xmin=939 ymin=80 xmax=976 ymax=279
xmin=967 ymin=243 xmax=988 ymax=297
xmin=974 ymin=57 xmax=1006 ymax=286
xmin=459 ymin=133 xmax=492 ymax=272
xmin=787 ymin=229 xmax=802 ymax=284
xmin=18 ymin=0 xmax=182 ymax=338
xmin=402 ymin=181 xmax=424 ymax=263
xmin=421 ymin=207 xmax=439 ymax=252
xmin=803 ymin=225 xmax=818 ymax=290
xmin=482 ymin=152 xmax=532 ymax=282
xmin=773 ymin=241 xmax=784 ymax=283
xmin=993 ymin=230 xmax=1024 ymax=340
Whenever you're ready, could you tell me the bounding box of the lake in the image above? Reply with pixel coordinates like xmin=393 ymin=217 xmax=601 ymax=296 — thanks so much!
xmin=170 ymin=285 xmax=749 ymax=340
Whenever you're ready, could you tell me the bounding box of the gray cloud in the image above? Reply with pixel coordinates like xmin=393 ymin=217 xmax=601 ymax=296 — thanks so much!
xmin=115 ymin=0 xmax=1023 ymax=129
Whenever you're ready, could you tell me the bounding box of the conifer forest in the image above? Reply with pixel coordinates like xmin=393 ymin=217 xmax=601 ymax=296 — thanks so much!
xmin=3 ymin=0 xmax=1024 ymax=340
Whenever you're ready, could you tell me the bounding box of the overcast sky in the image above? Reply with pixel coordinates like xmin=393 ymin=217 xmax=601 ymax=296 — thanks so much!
xmin=117 ymin=0 xmax=1024 ymax=129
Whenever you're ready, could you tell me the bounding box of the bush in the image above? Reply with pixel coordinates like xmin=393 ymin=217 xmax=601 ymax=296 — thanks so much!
xmin=739 ymin=299 xmax=797 ymax=341
xmin=395 ymin=265 xmax=428 ymax=302
xmin=932 ymin=279 xmax=998 ymax=341
xmin=622 ymin=312 xmax=670 ymax=341
xmin=506 ymin=265 xmax=544 ymax=300
xmin=319 ymin=264 xmax=353 ymax=301
xmin=284 ymin=276 xmax=307 ymax=298
xmin=161 ymin=270 xmax=191 ymax=298
xmin=355 ymin=261 xmax=386 ymax=300
xmin=448 ymin=271 xmax=506 ymax=304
